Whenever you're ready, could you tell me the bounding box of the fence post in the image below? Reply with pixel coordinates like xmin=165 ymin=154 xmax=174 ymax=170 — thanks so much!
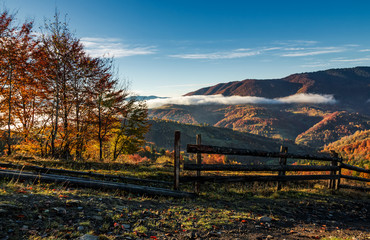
xmin=174 ymin=131 xmax=181 ymax=190
xmin=329 ymin=151 xmax=338 ymax=190
xmin=277 ymin=146 xmax=288 ymax=191
xmin=336 ymin=158 xmax=342 ymax=190
xmin=329 ymin=160 xmax=337 ymax=190
xmin=194 ymin=134 xmax=201 ymax=194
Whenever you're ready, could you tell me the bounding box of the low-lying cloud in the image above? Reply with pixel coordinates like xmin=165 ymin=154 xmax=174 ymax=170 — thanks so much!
xmin=277 ymin=94 xmax=336 ymax=104
xmin=146 ymin=94 xmax=336 ymax=108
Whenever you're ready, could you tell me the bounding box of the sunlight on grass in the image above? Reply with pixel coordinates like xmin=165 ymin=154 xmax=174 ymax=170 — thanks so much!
xmin=0 ymin=156 xmax=369 ymax=239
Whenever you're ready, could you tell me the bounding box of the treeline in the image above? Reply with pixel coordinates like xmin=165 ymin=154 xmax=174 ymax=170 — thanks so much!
xmin=0 ymin=10 xmax=149 ymax=161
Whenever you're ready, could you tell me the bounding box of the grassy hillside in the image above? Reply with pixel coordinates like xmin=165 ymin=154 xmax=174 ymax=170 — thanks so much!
xmin=1 ymin=157 xmax=369 ymax=239
xmin=149 ymin=104 xmax=369 ymax=150
xmin=145 ymin=119 xmax=313 ymax=154
xmin=214 ymin=105 xmax=323 ymax=140
xmin=149 ymin=105 xmax=226 ymax=125
xmin=296 ymin=112 xmax=370 ymax=149
xmin=324 ymin=130 xmax=370 ymax=168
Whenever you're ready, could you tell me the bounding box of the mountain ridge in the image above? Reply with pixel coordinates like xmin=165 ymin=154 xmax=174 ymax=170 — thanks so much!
xmin=147 ymin=67 xmax=369 ymax=151
xmin=185 ymin=66 xmax=370 ymax=110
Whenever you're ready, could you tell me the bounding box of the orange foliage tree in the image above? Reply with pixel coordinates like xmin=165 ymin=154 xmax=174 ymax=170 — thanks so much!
xmin=0 ymin=10 xmax=150 ymax=161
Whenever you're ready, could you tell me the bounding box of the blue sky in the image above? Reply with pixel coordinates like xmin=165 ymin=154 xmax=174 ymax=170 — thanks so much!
xmin=2 ymin=0 xmax=370 ymax=97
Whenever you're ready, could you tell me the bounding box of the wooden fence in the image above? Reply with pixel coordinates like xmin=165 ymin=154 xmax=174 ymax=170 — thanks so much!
xmin=173 ymin=131 xmax=370 ymax=194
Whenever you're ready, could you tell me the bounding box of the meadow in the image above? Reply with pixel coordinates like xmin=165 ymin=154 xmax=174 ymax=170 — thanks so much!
xmin=0 ymin=155 xmax=369 ymax=240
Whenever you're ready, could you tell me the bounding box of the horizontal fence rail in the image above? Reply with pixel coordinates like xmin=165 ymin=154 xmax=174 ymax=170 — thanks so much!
xmin=0 ymin=162 xmax=172 ymax=186
xmin=184 ymin=163 xmax=339 ymax=172
xmin=180 ymin=174 xmax=339 ymax=183
xmin=0 ymin=169 xmax=195 ymax=198
xmin=187 ymin=144 xmax=341 ymax=162
xmin=340 ymin=174 xmax=370 ymax=182
xmin=341 ymin=163 xmax=370 ymax=174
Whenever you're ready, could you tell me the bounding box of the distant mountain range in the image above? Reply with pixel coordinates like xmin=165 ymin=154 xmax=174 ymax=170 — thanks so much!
xmin=185 ymin=66 xmax=370 ymax=111
xmin=146 ymin=67 xmax=370 ymax=154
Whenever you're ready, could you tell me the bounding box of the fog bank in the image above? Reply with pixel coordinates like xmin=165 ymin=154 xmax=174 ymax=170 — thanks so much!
xmin=147 ymin=93 xmax=336 ymax=108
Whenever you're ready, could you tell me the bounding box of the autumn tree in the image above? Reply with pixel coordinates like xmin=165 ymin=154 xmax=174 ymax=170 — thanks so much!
xmin=0 ymin=10 xmax=38 ymax=155
xmin=86 ymin=57 xmax=134 ymax=161
xmin=0 ymin=9 xmax=150 ymax=160
xmin=40 ymin=13 xmax=88 ymax=159
xmin=110 ymin=100 xmax=149 ymax=161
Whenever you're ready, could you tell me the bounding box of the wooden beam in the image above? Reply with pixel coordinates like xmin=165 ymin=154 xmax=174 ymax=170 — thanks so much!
xmin=341 ymin=174 xmax=370 ymax=182
xmin=277 ymin=146 xmax=288 ymax=191
xmin=341 ymin=163 xmax=370 ymax=174
xmin=195 ymin=134 xmax=201 ymax=194
xmin=183 ymin=164 xmax=339 ymax=172
xmin=180 ymin=174 xmax=338 ymax=183
xmin=187 ymin=144 xmax=340 ymax=162
xmin=174 ymin=131 xmax=181 ymax=190
xmin=0 ymin=169 xmax=196 ymax=198
xmin=0 ymin=162 xmax=172 ymax=186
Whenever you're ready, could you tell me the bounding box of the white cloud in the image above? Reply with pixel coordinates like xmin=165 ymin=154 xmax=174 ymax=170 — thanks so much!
xmin=169 ymin=49 xmax=260 ymax=59
xmin=284 ymin=47 xmax=306 ymax=51
xmin=359 ymin=49 xmax=370 ymax=52
xmin=344 ymin=44 xmax=360 ymax=47
xmin=274 ymin=40 xmax=319 ymax=46
xmin=262 ymin=47 xmax=282 ymax=51
xmin=168 ymin=41 xmax=353 ymax=60
xmin=146 ymin=94 xmax=336 ymax=108
xmin=277 ymin=93 xmax=336 ymax=104
xmin=330 ymin=57 xmax=370 ymax=62
xmin=281 ymin=47 xmax=344 ymax=57
xmin=81 ymin=37 xmax=156 ymax=58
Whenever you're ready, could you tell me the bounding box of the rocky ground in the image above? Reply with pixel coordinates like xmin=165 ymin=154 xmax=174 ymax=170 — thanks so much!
xmin=0 ymin=180 xmax=369 ymax=240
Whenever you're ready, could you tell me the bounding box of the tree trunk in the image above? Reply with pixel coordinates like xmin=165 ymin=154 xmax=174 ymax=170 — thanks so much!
xmin=98 ymin=99 xmax=103 ymax=161
xmin=6 ymin=68 xmax=12 ymax=156
xmin=51 ymin=78 xmax=60 ymax=158
xmin=75 ymin=101 xmax=81 ymax=160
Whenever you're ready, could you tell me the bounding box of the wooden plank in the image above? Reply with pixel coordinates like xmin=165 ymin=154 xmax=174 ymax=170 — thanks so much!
xmin=174 ymin=131 xmax=181 ymax=190
xmin=341 ymin=174 xmax=370 ymax=182
xmin=183 ymin=164 xmax=339 ymax=172
xmin=195 ymin=134 xmax=201 ymax=194
xmin=338 ymin=184 xmax=370 ymax=192
xmin=328 ymin=160 xmax=335 ymax=189
xmin=187 ymin=144 xmax=341 ymax=162
xmin=0 ymin=162 xmax=172 ymax=185
xmin=337 ymin=162 xmax=342 ymax=190
xmin=341 ymin=163 xmax=370 ymax=174
xmin=180 ymin=174 xmax=338 ymax=183
xmin=0 ymin=169 xmax=196 ymax=198
xmin=277 ymin=146 xmax=288 ymax=191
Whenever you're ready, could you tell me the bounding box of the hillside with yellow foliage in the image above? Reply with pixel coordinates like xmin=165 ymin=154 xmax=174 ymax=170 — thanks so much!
xmin=324 ymin=130 xmax=370 ymax=168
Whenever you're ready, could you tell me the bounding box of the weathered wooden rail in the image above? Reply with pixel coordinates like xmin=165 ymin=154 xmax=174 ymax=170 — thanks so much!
xmin=0 ymin=169 xmax=195 ymax=198
xmin=0 ymin=162 xmax=172 ymax=186
xmin=173 ymin=131 xmax=370 ymax=193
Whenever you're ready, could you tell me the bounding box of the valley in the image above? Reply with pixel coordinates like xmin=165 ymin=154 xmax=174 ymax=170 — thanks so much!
xmin=146 ymin=67 xmax=370 ymax=167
